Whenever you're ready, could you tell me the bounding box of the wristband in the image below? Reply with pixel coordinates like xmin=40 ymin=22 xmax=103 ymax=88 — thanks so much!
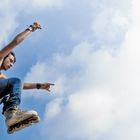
xmin=26 ymin=25 xmax=36 ymax=32
xmin=36 ymin=83 xmax=41 ymax=89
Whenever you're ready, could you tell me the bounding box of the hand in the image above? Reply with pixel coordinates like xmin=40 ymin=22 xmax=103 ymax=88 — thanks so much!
xmin=40 ymin=83 xmax=55 ymax=92
xmin=29 ymin=21 xmax=42 ymax=32
xmin=33 ymin=21 xmax=42 ymax=29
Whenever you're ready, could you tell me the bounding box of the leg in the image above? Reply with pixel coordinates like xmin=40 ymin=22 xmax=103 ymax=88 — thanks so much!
xmin=0 ymin=77 xmax=22 ymax=113
xmin=0 ymin=78 xmax=40 ymax=134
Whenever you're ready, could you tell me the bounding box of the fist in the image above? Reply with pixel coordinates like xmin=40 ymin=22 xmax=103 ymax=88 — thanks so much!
xmin=33 ymin=21 xmax=42 ymax=29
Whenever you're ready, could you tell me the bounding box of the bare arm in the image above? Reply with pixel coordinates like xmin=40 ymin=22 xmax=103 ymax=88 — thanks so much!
xmin=0 ymin=30 xmax=31 ymax=60
xmin=0 ymin=22 xmax=41 ymax=60
xmin=23 ymin=82 xmax=55 ymax=92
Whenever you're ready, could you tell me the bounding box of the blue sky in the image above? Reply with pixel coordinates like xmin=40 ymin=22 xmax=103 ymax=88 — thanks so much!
xmin=1 ymin=0 xmax=140 ymax=139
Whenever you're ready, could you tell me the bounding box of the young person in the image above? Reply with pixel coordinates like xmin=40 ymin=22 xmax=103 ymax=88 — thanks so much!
xmin=0 ymin=22 xmax=54 ymax=133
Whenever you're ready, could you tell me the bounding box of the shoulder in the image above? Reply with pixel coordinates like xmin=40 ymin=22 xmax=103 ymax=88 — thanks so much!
xmin=0 ymin=73 xmax=7 ymax=79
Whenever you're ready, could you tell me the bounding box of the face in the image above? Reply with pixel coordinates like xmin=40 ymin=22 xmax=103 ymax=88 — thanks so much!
xmin=1 ymin=54 xmax=15 ymax=70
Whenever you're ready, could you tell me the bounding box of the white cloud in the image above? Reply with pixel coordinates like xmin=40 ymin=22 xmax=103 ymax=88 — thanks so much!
xmin=91 ymin=8 xmax=129 ymax=46
xmin=68 ymin=89 xmax=115 ymax=133
xmin=44 ymin=98 xmax=62 ymax=119
xmin=15 ymin=0 xmax=64 ymax=12
xmin=36 ymin=0 xmax=63 ymax=9
xmin=0 ymin=0 xmax=19 ymax=46
xmin=16 ymin=0 xmax=140 ymax=139
xmin=24 ymin=62 xmax=48 ymax=82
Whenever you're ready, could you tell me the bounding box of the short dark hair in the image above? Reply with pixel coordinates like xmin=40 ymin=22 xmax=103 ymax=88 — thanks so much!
xmin=4 ymin=51 xmax=16 ymax=63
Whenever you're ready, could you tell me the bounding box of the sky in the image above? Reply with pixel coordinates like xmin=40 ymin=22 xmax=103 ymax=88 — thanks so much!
xmin=0 ymin=0 xmax=140 ymax=139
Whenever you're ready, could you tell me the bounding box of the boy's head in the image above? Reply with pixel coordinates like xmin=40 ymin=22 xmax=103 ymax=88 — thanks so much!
xmin=1 ymin=51 xmax=16 ymax=70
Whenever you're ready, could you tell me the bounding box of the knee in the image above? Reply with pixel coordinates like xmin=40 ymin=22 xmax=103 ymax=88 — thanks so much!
xmin=9 ymin=77 xmax=22 ymax=84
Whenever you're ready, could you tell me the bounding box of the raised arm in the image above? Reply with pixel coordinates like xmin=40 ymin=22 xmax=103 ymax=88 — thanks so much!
xmin=0 ymin=22 xmax=41 ymax=60
xmin=23 ymin=82 xmax=55 ymax=92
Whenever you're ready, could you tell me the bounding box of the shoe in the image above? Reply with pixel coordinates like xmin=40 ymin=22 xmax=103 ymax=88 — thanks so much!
xmin=4 ymin=106 xmax=39 ymax=127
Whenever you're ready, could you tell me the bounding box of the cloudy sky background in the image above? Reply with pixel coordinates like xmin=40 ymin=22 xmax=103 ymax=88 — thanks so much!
xmin=0 ymin=0 xmax=140 ymax=139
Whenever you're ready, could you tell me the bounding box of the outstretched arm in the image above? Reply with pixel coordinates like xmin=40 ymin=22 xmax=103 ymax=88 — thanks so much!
xmin=0 ymin=22 xmax=41 ymax=60
xmin=23 ymin=82 xmax=55 ymax=92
